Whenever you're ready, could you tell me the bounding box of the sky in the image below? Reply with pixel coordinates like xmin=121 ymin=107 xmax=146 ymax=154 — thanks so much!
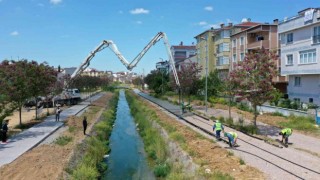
xmin=1 ymin=0 xmax=319 ymax=75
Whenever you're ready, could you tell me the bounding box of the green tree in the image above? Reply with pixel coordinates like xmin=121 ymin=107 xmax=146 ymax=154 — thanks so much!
xmin=170 ymin=61 xmax=201 ymax=103
xmin=144 ymin=70 xmax=165 ymax=95
xmin=229 ymin=48 xmax=278 ymax=126
xmin=204 ymin=70 xmax=223 ymax=97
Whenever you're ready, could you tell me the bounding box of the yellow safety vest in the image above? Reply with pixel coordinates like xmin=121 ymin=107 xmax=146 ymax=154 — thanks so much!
xmin=229 ymin=132 xmax=237 ymax=139
xmin=215 ymin=122 xmax=222 ymax=131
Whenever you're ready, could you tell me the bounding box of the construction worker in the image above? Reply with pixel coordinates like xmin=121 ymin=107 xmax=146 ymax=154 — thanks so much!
xmin=212 ymin=120 xmax=224 ymax=140
xmin=224 ymin=132 xmax=238 ymax=147
xmin=279 ymin=128 xmax=292 ymax=145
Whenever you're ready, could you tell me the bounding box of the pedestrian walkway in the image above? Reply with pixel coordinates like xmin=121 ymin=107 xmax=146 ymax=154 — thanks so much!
xmin=195 ymin=107 xmax=320 ymax=156
xmin=0 ymin=93 xmax=103 ymax=167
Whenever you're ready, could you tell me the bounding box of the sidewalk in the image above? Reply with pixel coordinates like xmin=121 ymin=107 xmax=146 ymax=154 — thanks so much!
xmin=0 ymin=93 xmax=103 ymax=167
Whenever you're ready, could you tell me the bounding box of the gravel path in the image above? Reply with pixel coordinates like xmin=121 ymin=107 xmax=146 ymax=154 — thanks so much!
xmin=136 ymin=90 xmax=320 ymax=180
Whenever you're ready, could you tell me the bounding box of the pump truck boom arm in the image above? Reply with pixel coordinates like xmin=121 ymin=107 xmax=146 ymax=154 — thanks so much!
xmin=69 ymin=32 xmax=180 ymax=88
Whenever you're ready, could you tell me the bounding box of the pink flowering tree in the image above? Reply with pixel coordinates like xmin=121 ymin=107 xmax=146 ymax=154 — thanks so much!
xmin=229 ymin=48 xmax=278 ymax=126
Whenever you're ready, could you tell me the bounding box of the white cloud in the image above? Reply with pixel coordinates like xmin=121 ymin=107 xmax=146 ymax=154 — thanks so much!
xmin=10 ymin=31 xmax=19 ymax=36
xmin=204 ymin=6 xmax=213 ymax=11
xmin=136 ymin=21 xmax=142 ymax=24
xmin=130 ymin=8 xmax=149 ymax=15
xmin=198 ymin=21 xmax=207 ymax=26
xmin=50 ymin=0 xmax=62 ymax=5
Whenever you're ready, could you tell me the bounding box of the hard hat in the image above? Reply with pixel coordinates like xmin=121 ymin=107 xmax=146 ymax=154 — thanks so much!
xmin=216 ymin=120 xmax=220 ymax=123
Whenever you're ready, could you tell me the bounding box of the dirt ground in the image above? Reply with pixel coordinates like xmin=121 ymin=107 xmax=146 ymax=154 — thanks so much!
xmin=140 ymin=96 xmax=265 ymax=179
xmin=6 ymin=107 xmax=55 ymax=128
xmin=0 ymin=93 xmax=113 ymax=180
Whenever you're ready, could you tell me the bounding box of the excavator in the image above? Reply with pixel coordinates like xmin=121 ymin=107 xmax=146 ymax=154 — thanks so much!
xmin=55 ymin=32 xmax=181 ymax=106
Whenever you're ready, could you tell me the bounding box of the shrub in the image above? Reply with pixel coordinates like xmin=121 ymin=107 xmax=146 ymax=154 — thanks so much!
xmin=239 ymin=158 xmax=245 ymax=165
xmin=154 ymin=163 xmax=171 ymax=177
xmin=270 ymin=111 xmax=285 ymax=117
xmin=55 ymin=136 xmax=73 ymax=146
xmin=72 ymin=164 xmax=99 ymax=180
xmin=237 ymin=102 xmax=251 ymax=112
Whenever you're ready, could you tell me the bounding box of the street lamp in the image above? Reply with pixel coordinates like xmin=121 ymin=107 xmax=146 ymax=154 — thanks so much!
xmin=159 ymin=58 xmax=164 ymax=95
xmin=201 ymin=36 xmax=208 ymax=113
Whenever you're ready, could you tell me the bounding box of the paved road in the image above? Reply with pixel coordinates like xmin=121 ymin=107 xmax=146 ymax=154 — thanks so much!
xmin=0 ymin=93 xmax=103 ymax=167
xmin=135 ymin=90 xmax=320 ymax=180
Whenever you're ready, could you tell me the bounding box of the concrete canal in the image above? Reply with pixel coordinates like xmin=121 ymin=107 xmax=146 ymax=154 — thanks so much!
xmin=104 ymin=90 xmax=154 ymax=179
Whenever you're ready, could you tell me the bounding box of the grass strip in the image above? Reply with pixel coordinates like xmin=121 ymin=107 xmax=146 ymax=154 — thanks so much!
xmin=71 ymin=92 xmax=119 ymax=180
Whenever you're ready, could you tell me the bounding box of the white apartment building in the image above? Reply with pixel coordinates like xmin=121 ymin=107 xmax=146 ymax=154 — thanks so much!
xmin=279 ymin=8 xmax=320 ymax=104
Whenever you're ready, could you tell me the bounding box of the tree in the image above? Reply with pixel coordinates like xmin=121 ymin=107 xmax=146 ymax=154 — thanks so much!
xmin=229 ymin=48 xmax=278 ymax=126
xmin=144 ymin=70 xmax=164 ymax=95
xmin=0 ymin=60 xmax=33 ymax=126
xmin=28 ymin=61 xmax=58 ymax=119
xmin=204 ymin=70 xmax=224 ymax=97
xmin=0 ymin=60 xmax=58 ymax=125
xmin=170 ymin=61 xmax=202 ymax=103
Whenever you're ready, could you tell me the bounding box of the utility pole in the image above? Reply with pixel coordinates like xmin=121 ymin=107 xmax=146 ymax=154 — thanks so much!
xmin=201 ymin=36 xmax=208 ymax=113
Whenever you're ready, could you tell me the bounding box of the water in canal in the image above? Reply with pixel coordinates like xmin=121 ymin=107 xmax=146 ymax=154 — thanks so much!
xmin=104 ymin=90 xmax=155 ymax=180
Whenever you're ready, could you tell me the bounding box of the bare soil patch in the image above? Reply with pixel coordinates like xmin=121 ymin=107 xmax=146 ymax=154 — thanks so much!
xmin=0 ymin=92 xmax=113 ymax=180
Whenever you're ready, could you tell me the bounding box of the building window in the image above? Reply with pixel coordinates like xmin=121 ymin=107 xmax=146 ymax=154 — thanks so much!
xmin=299 ymin=49 xmax=316 ymax=64
xmin=240 ymin=53 xmax=244 ymax=61
xmin=224 ymin=57 xmax=230 ymax=64
xmin=313 ymin=26 xmax=320 ymax=44
xmin=233 ymin=54 xmax=236 ymax=62
xmin=223 ymin=43 xmax=229 ymax=51
xmin=240 ymin=37 xmax=244 ymax=45
xmin=287 ymin=33 xmax=293 ymax=44
xmin=286 ymin=54 xmax=293 ymax=65
xmin=232 ymin=39 xmax=236 ymax=48
xmin=309 ymin=98 xmax=314 ymax=103
xmin=294 ymin=77 xmax=301 ymax=86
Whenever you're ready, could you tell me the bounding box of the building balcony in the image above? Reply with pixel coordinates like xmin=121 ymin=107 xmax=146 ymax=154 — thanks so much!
xmin=247 ymin=40 xmax=270 ymax=49
xmin=272 ymin=75 xmax=288 ymax=83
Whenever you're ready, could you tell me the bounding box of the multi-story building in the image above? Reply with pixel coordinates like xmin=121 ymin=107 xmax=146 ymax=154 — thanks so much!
xmin=170 ymin=42 xmax=196 ymax=70
xmin=214 ymin=23 xmax=233 ymax=79
xmin=194 ymin=29 xmax=218 ymax=77
xmin=230 ymin=20 xmax=287 ymax=93
xmin=279 ymin=8 xmax=320 ymax=104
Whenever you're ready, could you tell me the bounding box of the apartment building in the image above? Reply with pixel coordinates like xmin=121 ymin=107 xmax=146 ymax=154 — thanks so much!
xmin=194 ymin=29 xmax=218 ymax=77
xmin=214 ymin=23 xmax=233 ymax=79
xmin=230 ymin=20 xmax=287 ymax=93
xmin=279 ymin=8 xmax=320 ymax=104
xmin=171 ymin=42 xmax=196 ymax=62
